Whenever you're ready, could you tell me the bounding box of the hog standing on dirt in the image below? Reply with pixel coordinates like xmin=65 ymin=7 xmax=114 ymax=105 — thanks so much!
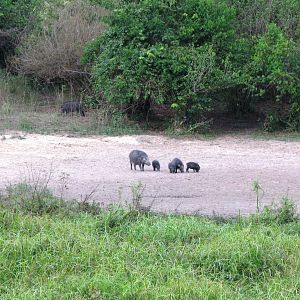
xmin=152 ymin=160 xmax=160 ymax=171
xmin=129 ymin=150 xmax=151 ymax=171
xmin=168 ymin=158 xmax=184 ymax=173
xmin=61 ymin=101 xmax=85 ymax=116
xmin=186 ymin=162 xmax=200 ymax=172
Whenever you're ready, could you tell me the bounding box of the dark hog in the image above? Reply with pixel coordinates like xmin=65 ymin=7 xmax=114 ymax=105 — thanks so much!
xmin=168 ymin=158 xmax=184 ymax=173
xmin=186 ymin=162 xmax=200 ymax=172
xmin=129 ymin=150 xmax=151 ymax=171
xmin=61 ymin=101 xmax=85 ymax=116
xmin=152 ymin=160 xmax=160 ymax=171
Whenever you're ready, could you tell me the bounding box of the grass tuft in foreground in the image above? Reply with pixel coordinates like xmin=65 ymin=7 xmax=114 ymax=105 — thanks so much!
xmin=0 ymin=183 xmax=299 ymax=299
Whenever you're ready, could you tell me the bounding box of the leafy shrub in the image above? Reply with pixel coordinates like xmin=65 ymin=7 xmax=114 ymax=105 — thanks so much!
xmin=263 ymin=111 xmax=283 ymax=132
xmin=234 ymin=23 xmax=300 ymax=131
xmin=83 ymin=0 xmax=236 ymax=119
xmin=249 ymin=24 xmax=297 ymax=100
xmin=0 ymin=0 xmax=41 ymax=29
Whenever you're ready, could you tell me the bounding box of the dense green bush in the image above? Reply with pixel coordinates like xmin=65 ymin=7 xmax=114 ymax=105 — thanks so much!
xmin=83 ymin=0 xmax=236 ymax=120
xmin=250 ymin=25 xmax=297 ymax=99
xmin=0 ymin=0 xmax=40 ymax=29
xmin=82 ymin=0 xmax=300 ymax=130
xmin=245 ymin=24 xmax=300 ymax=130
xmin=0 ymin=0 xmax=74 ymax=30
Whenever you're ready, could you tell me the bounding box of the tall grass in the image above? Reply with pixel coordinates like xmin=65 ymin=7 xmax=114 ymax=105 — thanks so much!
xmin=0 ymin=71 xmax=142 ymax=136
xmin=0 ymin=183 xmax=299 ymax=299
xmin=0 ymin=69 xmax=40 ymax=114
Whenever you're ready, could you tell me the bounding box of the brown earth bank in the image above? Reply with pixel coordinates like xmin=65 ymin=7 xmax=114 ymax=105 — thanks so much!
xmin=0 ymin=132 xmax=299 ymax=216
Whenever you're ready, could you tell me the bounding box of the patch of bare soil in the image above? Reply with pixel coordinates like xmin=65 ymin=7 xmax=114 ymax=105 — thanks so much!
xmin=1 ymin=132 xmax=299 ymax=216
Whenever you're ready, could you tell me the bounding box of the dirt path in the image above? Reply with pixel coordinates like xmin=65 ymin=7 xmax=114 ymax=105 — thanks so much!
xmin=0 ymin=132 xmax=299 ymax=216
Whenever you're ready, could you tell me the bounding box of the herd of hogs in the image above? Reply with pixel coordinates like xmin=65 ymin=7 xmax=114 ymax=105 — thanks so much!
xmin=129 ymin=150 xmax=200 ymax=174
xmin=61 ymin=101 xmax=200 ymax=174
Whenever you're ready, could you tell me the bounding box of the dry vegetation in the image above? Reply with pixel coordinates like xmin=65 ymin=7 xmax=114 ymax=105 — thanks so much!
xmin=15 ymin=0 xmax=107 ymax=88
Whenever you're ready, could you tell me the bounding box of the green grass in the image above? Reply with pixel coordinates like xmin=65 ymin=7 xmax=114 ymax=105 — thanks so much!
xmin=0 ymin=184 xmax=299 ymax=299
xmin=0 ymin=69 xmax=40 ymax=111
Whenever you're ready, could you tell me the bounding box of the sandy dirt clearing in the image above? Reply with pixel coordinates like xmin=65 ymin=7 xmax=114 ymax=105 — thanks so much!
xmin=0 ymin=132 xmax=299 ymax=216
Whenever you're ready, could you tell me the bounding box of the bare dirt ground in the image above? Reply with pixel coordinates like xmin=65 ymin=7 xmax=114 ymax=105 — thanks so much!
xmin=1 ymin=132 xmax=300 ymax=216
